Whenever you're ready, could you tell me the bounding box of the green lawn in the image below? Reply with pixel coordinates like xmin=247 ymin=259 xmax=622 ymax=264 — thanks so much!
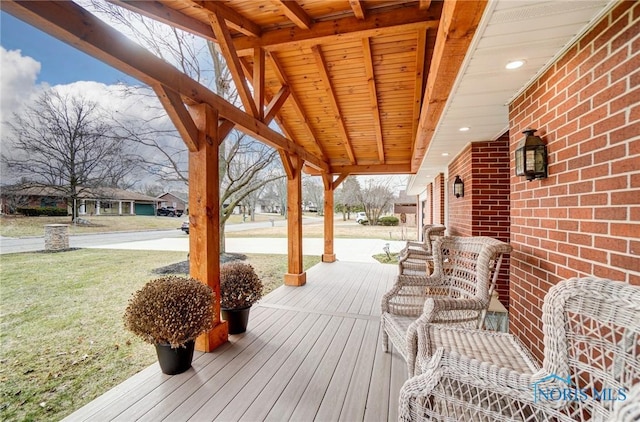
xmin=0 ymin=249 xmax=319 ymax=421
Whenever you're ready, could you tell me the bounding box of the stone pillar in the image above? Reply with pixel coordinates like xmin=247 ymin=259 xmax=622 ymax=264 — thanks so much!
xmin=44 ymin=224 xmax=69 ymax=251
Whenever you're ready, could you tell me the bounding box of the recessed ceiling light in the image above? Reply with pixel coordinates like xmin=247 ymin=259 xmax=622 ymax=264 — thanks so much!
xmin=459 ymin=127 xmax=470 ymax=132
xmin=506 ymin=60 xmax=526 ymax=70
xmin=442 ymin=153 xmax=449 ymax=157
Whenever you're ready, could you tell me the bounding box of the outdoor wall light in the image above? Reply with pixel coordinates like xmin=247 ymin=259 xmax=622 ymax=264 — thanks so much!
xmin=453 ymin=175 xmax=464 ymax=198
xmin=515 ymin=128 xmax=548 ymax=181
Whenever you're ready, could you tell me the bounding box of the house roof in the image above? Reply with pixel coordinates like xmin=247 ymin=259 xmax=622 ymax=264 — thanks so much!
xmin=394 ymin=190 xmax=416 ymax=205
xmin=2 ymin=185 xmax=158 ymax=202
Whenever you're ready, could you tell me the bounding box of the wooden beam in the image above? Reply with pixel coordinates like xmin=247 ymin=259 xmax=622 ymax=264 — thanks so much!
xmin=321 ymin=173 xmax=336 ymax=263
xmin=283 ymin=153 xmax=306 ymax=286
xmin=188 ymin=103 xmax=228 ymax=351
xmin=209 ymin=12 xmax=259 ymax=118
xmin=279 ymin=150 xmax=294 ymax=180
xmin=349 ymin=1 xmax=366 ymax=20
xmin=264 ymin=85 xmax=290 ymax=123
xmin=218 ymin=120 xmax=235 ymax=143
xmin=276 ymin=0 xmax=314 ymax=30
xmin=420 ymin=0 xmax=433 ymax=10
xmin=411 ymin=29 xmax=428 ymax=148
xmin=253 ymin=47 xmax=265 ymax=121
xmin=311 ymin=45 xmax=357 ymax=165
xmin=1 ymin=1 xmax=329 ymax=173
xmin=196 ymin=0 xmax=262 ymax=37
xmin=112 ymin=1 xmax=216 ymax=41
xmin=233 ymin=5 xmax=442 ymax=54
xmin=412 ymin=0 xmax=487 ymax=172
xmin=330 ymin=164 xmax=411 ymax=175
xmin=361 ymin=38 xmax=384 ymax=164
xmin=153 ymin=84 xmax=200 ymax=152
xmin=332 ymin=173 xmax=349 ymax=190
xmin=268 ymin=52 xmax=328 ymax=162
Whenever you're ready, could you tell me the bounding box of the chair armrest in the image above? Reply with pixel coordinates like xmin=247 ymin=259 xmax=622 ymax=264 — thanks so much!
xmin=419 ymin=297 xmax=487 ymax=324
xmin=381 ymin=275 xmax=445 ymax=314
xmin=399 ymin=349 xmax=566 ymax=422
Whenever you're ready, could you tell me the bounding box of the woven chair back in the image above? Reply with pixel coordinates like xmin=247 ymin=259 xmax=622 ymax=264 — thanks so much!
xmin=421 ymin=225 xmax=446 ymax=254
xmin=542 ymin=277 xmax=640 ymax=421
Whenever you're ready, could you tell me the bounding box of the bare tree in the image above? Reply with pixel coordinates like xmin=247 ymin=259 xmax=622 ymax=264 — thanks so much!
xmin=357 ymin=178 xmax=396 ymax=226
xmin=92 ymin=3 xmax=285 ymax=252
xmin=336 ymin=177 xmax=361 ymax=220
xmin=1 ymin=91 xmax=139 ymax=220
xmin=302 ymin=175 xmax=324 ymax=216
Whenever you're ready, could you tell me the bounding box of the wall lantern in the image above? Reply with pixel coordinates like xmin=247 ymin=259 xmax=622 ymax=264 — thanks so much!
xmin=453 ymin=175 xmax=464 ymax=198
xmin=515 ymin=128 xmax=548 ymax=181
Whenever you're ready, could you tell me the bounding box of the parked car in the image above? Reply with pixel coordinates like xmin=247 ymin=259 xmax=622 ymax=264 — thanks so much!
xmin=355 ymin=212 xmax=368 ymax=224
xmin=157 ymin=206 xmax=183 ymax=217
xmin=181 ymin=221 xmax=189 ymax=234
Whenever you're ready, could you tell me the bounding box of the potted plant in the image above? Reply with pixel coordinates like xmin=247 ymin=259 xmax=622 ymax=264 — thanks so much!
xmin=219 ymin=262 xmax=263 ymax=334
xmin=123 ymin=276 xmax=214 ymax=375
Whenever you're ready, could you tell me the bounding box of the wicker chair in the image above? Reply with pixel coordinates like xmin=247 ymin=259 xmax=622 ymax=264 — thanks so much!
xmin=398 ymin=225 xmax=446 ymax=276
xmin=399 ymin=277 xmax=640 ymax=422
xmin=381 ymin=236 xmax=512 ymax=376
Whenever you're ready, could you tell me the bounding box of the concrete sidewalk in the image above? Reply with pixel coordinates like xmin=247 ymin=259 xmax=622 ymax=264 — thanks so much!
xmin=86 ymin=237 xmax=407 ymax=263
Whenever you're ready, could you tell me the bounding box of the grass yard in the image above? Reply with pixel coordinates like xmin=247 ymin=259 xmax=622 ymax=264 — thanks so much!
xmin=0 ymin=249 xmax=319 ymax=421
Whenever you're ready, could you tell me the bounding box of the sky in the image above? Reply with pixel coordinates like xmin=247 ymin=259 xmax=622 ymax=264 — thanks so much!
xmin=1 ymin=12 xmax=135 ymax=86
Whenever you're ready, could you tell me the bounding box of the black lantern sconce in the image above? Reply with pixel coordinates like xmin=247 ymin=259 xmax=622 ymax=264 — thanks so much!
xmin=515 ymin=128 xmax=548 ymax=181
xmin=453 ymin=175 xmax=464 ymax=198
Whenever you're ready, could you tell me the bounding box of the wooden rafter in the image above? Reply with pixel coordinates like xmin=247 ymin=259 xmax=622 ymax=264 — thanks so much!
xmin=420 ymin=0 xmax=433 ymax=11
xmin=253 ymin=47 xmax=265 ymax=120
xmin=349 ymin=1 xmax=366 ymax=20
xmin=311 ymin=45 xmax=356 ymax=165
xmin=412 ymin=0 xmax=487 ymax=172
xmin=332 ymin=173 xmax=349 ymax=190
xmin=411 ymin=29 xmax=428 ymax=147
xmin=233 ymin=5 xmax=441 ymax=54
xmin=361 ymin=37 xmax=384 ymax=164
xmin=275 ymin=0 xmax=314 ymax=29
xmin=112 ymin=1 xmax=216 ymax=41
xmin=196 ymin=0 xmax=261 ymax=37
xmin=153 ymin=84 xmax=200 ymax=152
xmin=209 ymin=12 xmax=259 ymax=118
xmin=268 ymin=52 xmax=329 ymax=162
xmin=1 ymin=0 xmax=329 ymax=173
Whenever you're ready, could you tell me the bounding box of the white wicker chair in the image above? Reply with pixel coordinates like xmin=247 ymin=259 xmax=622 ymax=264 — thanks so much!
xmin=398 ymin=225 xmax=446 ymax=276
xmin=381 ymin=236 xmax=512 ymax=376
xmin=399 ymin=277 xmax=640 ymax=422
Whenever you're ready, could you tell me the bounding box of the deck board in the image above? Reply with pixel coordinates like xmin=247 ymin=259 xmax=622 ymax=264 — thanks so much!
xmin=63 ymin=261 xmax=408 ymax=422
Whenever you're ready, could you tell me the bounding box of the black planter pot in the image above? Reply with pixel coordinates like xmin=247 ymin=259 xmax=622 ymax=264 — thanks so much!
xmin=154 ymin=340 xmax=195 ymax=375
xmin=221 ymin=306 xmax=251 ymax=334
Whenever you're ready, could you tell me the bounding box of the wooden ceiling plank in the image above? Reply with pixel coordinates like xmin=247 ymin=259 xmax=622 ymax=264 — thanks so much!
xmin=208 ymin=11 xmax=260 ymax=118
xmin=311 ymin=45 xmax=357 ymax=165
xmin=349 ymin=1 xmax=366 ymax=20
xmin=362 ymin=37 xmax=384 ymax=164
xmin=153 ymin=84 xmax=200 ymax=152
xmin=264 ymin=85 xmax=290 ymax=123
xmin=195 ymin=0 xmax=261 ymax=37
xmin=330 ymin=164 xmax=411 ymax=175
xmin=253 ymin=47 xmax=265 ymax=120
xmin=268 ymin=51 xmax=329 ymax=162
xmin=412 ymin=0 xmax=487 ymax=172
xmin=1 ymin=0 xmax=328 ymax=172
xmin=233 ymin=5 xmax=442 ymax=55
xmin=275 ymin=0 xmax=314 ymax=30
xmin=112 ymin=1 xmax=216 ymax=41
xmin=411 ymin=29 xmax=428 ymax=149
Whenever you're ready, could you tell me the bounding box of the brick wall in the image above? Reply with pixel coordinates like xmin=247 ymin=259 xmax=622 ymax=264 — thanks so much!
xmin=448 ymin=137 xmax=511 ymax=305
xmin=509 ymin=1 xmax=640 ymax=361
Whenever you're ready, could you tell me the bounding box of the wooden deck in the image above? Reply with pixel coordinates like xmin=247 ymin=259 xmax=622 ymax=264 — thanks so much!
xmin=64 ymin=261 xmax=408 ymax=421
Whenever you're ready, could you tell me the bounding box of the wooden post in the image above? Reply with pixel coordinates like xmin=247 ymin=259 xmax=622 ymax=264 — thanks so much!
xmin=284 ymin=154 xmax=306 ymax=286
xmin=188 ymin=104 xmax=228 ymax=352
xmin=322 ymin=174 xmax=336 ymax=262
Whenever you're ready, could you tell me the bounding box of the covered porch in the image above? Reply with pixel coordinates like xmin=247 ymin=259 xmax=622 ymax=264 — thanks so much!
xmin=64 ymin=261 xmax=407 ymax=421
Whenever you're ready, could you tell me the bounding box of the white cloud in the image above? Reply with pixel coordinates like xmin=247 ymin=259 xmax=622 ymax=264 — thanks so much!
xmin=0 ymin=47 xmax=44 ymax=126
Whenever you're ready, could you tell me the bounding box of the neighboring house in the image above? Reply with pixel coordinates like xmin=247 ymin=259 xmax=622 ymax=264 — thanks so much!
xmin=157 ymin=192 xmax=188 ymax=215
xmin=394 ymin=190 xmax=417 ymax=225
xmin=0 ymin=184 xmax=158 ymax=216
